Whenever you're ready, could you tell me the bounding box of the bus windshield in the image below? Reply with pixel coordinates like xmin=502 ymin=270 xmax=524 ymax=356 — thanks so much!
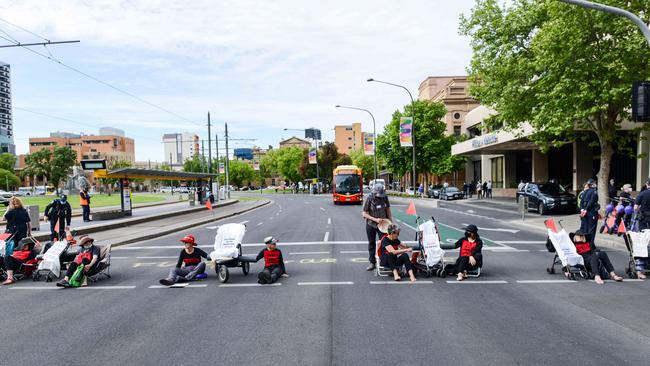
xmin=334 ymin=174 xmax=361 ymax=194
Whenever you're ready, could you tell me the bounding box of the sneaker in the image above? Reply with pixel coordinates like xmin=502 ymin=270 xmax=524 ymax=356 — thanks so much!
xmin=56 ymin=280 xmax=70 ymax=288
xmin=159 ymin=278 xmax=174 ymax=286
xmin=366 ymin=263 xmax=376 ymax=271
xmin=257 ymin=272 xmax=268 ymax=284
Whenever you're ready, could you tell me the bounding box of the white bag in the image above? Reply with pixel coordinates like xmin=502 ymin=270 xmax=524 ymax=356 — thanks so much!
xmin=418 ymin=220 xmax=445 ymax=267
xmin=628 ymin=230 xmax=650 ymax=258
xmin=37 ymin=239 xmax=68 ymax=278
xmin=210 ymin=223 xmax=246 ymax=260
xmin=548 ymin=229 xmax=584 ymax=267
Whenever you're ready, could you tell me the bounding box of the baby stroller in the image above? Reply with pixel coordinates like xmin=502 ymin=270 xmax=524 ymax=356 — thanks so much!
xmin=623 ymin=230 xmax=650 ymax=279
xmin=0 ymin=236 xmax=41 ymax=281
xmin=412 ymin=216 xmax=446 ymax=277
xmin=33 ymin=238 xmax=70 ymax=282
xmin=544 ymin=219 xmax=589 ymax=280
xmin=210 ymin=223 xmax=256 ymax=283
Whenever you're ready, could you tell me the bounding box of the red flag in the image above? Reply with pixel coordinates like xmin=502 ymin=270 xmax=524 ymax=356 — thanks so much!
xmin=544 ymin=219 xmax=558 ymax=233
xmin=618 ymin=220 xmax=626 ymax=234
xmin=405 ymin=201 xmax=417 ymax=216
xmin=206 ymin=200 xmax=212 ymax=211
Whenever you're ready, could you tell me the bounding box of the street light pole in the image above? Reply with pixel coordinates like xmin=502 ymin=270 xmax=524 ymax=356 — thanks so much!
xmin=559 ymin=0 xmax=650 ymax=47
xmin=335 ymin=105 xmax=378 ymax=182
xmin=367 ymin=78 xmax=417 ymax=195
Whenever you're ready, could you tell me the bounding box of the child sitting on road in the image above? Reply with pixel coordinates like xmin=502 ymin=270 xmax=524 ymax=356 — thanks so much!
xmin=256 ymin=236 xmax=287 ymax=284
xmin=159 ymin=234 xmax=210 ymax=286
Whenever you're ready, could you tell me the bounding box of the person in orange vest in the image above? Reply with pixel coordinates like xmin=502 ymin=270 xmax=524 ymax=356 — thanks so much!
xmin=80 ymin=187 xmax=91 ymax=222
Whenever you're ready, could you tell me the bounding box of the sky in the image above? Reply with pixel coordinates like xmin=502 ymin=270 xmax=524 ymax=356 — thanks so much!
xmin=0 ymin=0 xmax=476 ymax=162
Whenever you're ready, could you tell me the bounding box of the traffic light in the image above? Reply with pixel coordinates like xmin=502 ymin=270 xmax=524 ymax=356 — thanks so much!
xmin=632 ymin=81 xmax=650 ymax=122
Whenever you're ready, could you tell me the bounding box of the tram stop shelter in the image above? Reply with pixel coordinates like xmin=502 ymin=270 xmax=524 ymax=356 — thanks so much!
xmin=81 ymin=159 xmax=217 ymax=218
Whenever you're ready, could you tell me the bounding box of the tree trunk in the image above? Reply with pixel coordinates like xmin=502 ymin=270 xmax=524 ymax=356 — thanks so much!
xmin=597 ymin=138 xmax=614 ymax=214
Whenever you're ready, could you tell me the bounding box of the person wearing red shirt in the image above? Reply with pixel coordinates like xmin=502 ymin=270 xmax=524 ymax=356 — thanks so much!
xmin=256 ymin=236 xmax=287 ymax=284
xmin=452 ymin=224 xmax=483 ymax=281
xmin=380 ymin=224 xmax=416 ymax=282
xmin=159 ymin=234 xmax=210 ymax=286
xmin=572 ymin=230 xmax=623 ymax=284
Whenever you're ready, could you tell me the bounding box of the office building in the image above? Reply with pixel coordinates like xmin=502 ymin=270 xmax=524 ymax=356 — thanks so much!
xmin=29 ymin=130 xmax=135 ymax=163
xmin=0 ymin=61 xmax=14 ymax=154
xmin=162 ymin=132 xmax=199 ymax=169
xmin=334 ymin=122 xmax=362 ymax=155
xmin=418 ymin=76 xmax=481 ymax=137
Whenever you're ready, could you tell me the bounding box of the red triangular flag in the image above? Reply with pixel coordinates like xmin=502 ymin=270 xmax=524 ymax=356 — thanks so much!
xmin=618 ymin=220 xmax=626 ymax=234
xmin=206 ymin=200 xmax=212 ymax=211
xmin=606 ymin=215 xmax=616 ymax=229
xmin=405 ymin=201 xmax=417 ymax=216
xmin=54 ymin=220 xmax=60 ymax=233
xmin=544 ymin=219 xmax=558 ymax=233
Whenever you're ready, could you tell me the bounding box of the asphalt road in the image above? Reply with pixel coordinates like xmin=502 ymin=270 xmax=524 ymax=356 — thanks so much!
xmin=2 ymin=193 xmax=649 ymax=365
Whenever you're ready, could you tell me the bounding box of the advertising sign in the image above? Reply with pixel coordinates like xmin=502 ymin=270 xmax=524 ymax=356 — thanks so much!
xmin=399 ymin=117 xmax=413 ymax=147
xmin=219 ymin=163 xmax=225 ymax=174
xmin=253 ymin=160 xmax=260 ymax=171
xmin=363 ymin=132 xmax=374 ymax=155
xmin=308 ymin=147 xmax=317 ymax=165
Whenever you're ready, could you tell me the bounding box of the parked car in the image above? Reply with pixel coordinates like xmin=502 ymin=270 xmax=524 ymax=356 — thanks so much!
xmin=516 ymin=182 xmax=577 ymax=215
xmin=439 ymin=187 xmax=465 ymax=200
xmin=176 ymin=187 xmax=189 ymax=194
xmin=427 ymin=185 xmax=443 ymax=199
xmin=0 ymin=196 xmax=8 ymax=206
xmin=159 ymin=186 xmax=174 ymax=193
xmin=0 ymin=190 xmax=13 ymax=199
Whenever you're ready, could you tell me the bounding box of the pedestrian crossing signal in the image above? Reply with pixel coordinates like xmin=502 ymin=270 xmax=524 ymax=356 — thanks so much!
xmin=633 ymin=81 xmax=650 ymax=122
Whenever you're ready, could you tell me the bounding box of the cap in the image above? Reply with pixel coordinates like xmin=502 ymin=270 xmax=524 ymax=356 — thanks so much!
xmin=574 ymin=230 xmax=586 ymax=236
xmin=180 ymin=234 xmax=196 ymax=245
xmin=264 ymin=236 xmax=278 ymax=245
xmin=463 ymin=224 xmax=479 ymax=234
xmin=372 ymin=184 xmax=386 ymax=198
xmin=387 ymin=223 xmax=400 ymax=234
xmin=586 ymin=178 xmax=595 ymax=186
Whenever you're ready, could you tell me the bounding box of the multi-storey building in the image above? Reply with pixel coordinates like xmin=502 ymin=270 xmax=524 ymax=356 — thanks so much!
xmin=418 ymin=76 xmax=480 ymax=137
xmin=334 ymin=122 xmax=362 ymax=155
xmin=0 ymin=61 xmax=15 ymax=154
xmin=162 ymin=132 xmax=199 ymax=170
xmin=29 ymin=129 xmax=135 ymax=164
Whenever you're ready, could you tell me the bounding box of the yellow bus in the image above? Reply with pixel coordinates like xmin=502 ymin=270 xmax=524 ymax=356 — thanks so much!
xmin=332 ymin=165 xmax=363 ymax=205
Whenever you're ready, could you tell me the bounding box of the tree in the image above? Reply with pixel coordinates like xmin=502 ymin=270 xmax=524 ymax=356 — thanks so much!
xmin=0 ymin=168 xmax=20 ymax=190
xmin=260 ymin=149 xmax=279 ymax=179
xmin=0 ymin=153 xmax=16 ymax=172
xmin=350 ymin=148 xmax=375 ymax=182
xmin=228 ymin=160 xmax=255 ymax=187
xmin=275 ymin=147 xmax=304 ymax=184
xmin=23 ymin=147 xmax=77 ymax=193
xmin=183 ymin=155 xmax=207 ymax=173
xmin=460 ymin=0 xmax=650 ymax=208
xmin=318 ymin=142 xmax=342 ymax=181
xmin=376 ymin=100 xmax=464 ymax=181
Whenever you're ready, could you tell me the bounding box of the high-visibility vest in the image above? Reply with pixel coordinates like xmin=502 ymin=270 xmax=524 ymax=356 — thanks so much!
xmin=79 ymin=192 xmax=89 ymax=206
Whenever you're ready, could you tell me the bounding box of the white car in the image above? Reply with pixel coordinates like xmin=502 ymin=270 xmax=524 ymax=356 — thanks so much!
xmin=0 ymin=190 xmax=13 ymax=199
xmin=159 ymin=186 xmax=174 ymax=193
xmin=176 ymin=187 xmax=190 ymax=194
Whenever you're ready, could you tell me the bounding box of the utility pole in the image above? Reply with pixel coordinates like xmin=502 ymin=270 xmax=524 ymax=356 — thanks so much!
xmin=207 ymin=112 xmax=213 ymax=191
xmin=216 ymin=133 xmax=221 ymax=200
xmin=201 ymin=140 xmax=205 ymax=173
xmin=225 ymin=122 xmax=230 ymax=199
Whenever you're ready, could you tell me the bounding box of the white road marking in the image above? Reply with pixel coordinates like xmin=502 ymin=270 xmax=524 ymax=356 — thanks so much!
xmin=148 ymin=284 xmax=207 ymax=289
xmin=269 ymin=217 xmax=274 ymax=220
xmin=136 ymin=256 xmax=177 ymax=259
xmin=588 ymin=279 xmax=645 ymax=283
xmin=340 ymin=250 xmax=368 ymax=254
xmin=239 ymin=220 xmax=249 ymax=225
xmin=257 ymin=222 xmax=263 ymax=226
xmin=219 ymin=283 xmax=282 ymax=287
xmin=497 ymin=241 xmax=546 ymax=245
xmin=467 ymin=210 xmax=475 ymax=213
xmin=110 ymin=256 xmax=130 ymax=259
xmin=461 ymin=223 xmax=519 ymax=234
xmin=206 ymin=226 xmax=218 ymax=230
xmin=445 ymin=280 xmax=508 ymax=284
xmin=327 ymin=218 xmax=331 ymax=225
xmin=77 ymin=286 xmax=138 ymax=290
xmin=516 ymin=280 xmax=576 ymax=284
xmin=324 ymin=231 xmax=330 ymax=242
xmin=289 ymin=251 xmax=331 ymax=255
xmin=10 ymin=287 xmax=61 ymax=290
xmin=369 ymin=281 xmax=434 ymax=285
xmin=320 ymin=207 xmax=326 ymax=212
xmin=297 ymin=281 xmax=354 ymax=286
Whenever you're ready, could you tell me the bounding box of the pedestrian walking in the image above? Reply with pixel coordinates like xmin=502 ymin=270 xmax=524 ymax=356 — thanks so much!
xmin=3 ymin=197 xmax=32 ymax=246
xmin=361 ymin=184 xmax=392 ymax=271
xmin=418 ymin=183 xmax=424 ymax=198
xmin=79 ymin=187 xmax=91 ymax=222
xmin=476 ymin=180 xmax=482 ymax=199
xmin=579 ymin=179 xmax=599 ymax=246
xmin=44 ymin=194 xmax=72 ymax=241
xmin=487 ymin=180 xmax=492 ymax=199
xmin=608 ymin=179 xmax=617 ymax=205
xmin=634 ymin=178 xmax=650 ymax=231
xmin=483 ymin=181 xmax=488 ymax=199
xmin=468 ymin=181 xmax=475 ymax=198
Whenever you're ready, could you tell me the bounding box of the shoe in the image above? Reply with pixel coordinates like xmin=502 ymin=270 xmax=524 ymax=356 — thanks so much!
xmin=159 ymin=278 xmax=174 ymax=286
xmin=262 ymin=271 xmax=272 ymax=284
xmin=56 ymin=280 xmax=70 ymax=288
xmin=257 ymin=272 xmax=268 ymax=284
xmin=366 ymin=263 xmax=376 ymax=271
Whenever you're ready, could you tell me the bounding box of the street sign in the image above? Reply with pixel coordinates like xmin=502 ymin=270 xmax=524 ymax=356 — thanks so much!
xmin=633 ymin=81 xmax=650 ymax=122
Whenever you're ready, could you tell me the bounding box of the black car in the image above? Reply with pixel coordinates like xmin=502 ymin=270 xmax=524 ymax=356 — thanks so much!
xmin=439 ymin=187 xmax=465 ymax=200
xmin=427 ymin=185 xmax=443 ymax=198
xmin=516 ymin=182 xmax=577 ymax=215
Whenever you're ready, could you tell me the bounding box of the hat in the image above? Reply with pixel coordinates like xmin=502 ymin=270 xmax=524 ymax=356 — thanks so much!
xmin=463 ymin=224 xmax=479 ymax=234
xmin=264 ymin=236 xmax=278 ymax=245
xmin=372 ymin=184 xmax=386 ymax=198
xmin=387 ymin=223 xmax=400 ymax=234
xmin=180 ymin=234 xmax=196 ymax=245
xmin=78 ymin=236 xmax=94 ymax=246
xmin=574 ymin=230 xmax=586 ymax=236
xmin=586 ymin=178 xmax=595 ymax=186
xmin=377 ymin=219 xmax=393 ymax=233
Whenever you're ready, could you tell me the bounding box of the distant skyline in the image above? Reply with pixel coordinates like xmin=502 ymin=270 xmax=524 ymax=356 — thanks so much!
xmin=0 ymin=0 xmax=475 ymax=161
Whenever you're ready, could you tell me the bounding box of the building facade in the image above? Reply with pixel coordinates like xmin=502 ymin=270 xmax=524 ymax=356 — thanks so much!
xmin=418 ymin=76 xmax=481 ymax=137
xmin=29 ymin=130 xmax=136 ymax=164
xmin=334 ymin=122 xmax=362 ymax=155
xmin=0 ymin=62 xmax=14 ymax=154
xmin=279 ymin=136 xmax=311 ymax=149
xmin=162 ymin=132 xmax=199 ymax=170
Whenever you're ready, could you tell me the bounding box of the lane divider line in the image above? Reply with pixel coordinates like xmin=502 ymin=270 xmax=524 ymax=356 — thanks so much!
xmin=340 ymin=250 xmax=367 ymax=254
xmin=148 ymin=284 xmax=207 ymax=289
xmin=445 ymin=280 xmax=508 ymax=284
xmin=289 ymin=251 xmax=331 ymax=255
xmin=136 ymin=256 xmax=177 ymax=259
xmin=219 ymin=283 xmax=282 ymax=287
xmin=516 ymin=280 xmax=576 ymax=284
xmin=327 ymin=218 xmax=331 ymax=225
xmin=369 ymin=281 xmax=434 ymax=285
xmin=320 ymin=207 xmax=326 ymax=212
xmin=297 ymin=281 xmax=354 ymax=286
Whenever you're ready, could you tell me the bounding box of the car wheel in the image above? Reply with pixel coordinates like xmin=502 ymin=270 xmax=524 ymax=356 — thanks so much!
xmin=538 ymin=202 xmax=546 ymax=215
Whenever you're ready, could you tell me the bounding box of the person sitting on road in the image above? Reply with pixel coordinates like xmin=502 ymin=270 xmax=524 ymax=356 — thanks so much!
xmin=380 ymin=224 xmax=416 ymax=282
xmin=451 ymin=224 xmax=483 ymax=281
xmin=572 ymin=230 xmax=624 ymax=284
xmin=56 ymin=236 xmax=100 ymax=288
xmin=159 ymin=235 xmax=210 ymax=286
xmin=0 ymin=238 xmax=38 ymax=285
xmin=256 ymin=236 xmax=287 ymax=284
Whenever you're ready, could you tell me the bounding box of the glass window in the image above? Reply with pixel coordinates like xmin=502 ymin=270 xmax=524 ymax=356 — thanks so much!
xmin=491 ymin=157 xmax=503 ymax=188
xmin=453 ymin=126 xmax=461 ymax=136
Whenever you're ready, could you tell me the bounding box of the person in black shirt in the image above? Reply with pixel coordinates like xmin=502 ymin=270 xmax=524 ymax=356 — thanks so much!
xmin=380 ymin=224 xmax=416 ymax=282
xmin=44 ymin=194 xmax=72 ymax=241
xmin=572 ymin=231 xmax=623 ymax=284
xmin=362 ymin=184 xmax=392 ymax=271
xmin=579 ymin=180 xmax=599 ymax=245
xmin=56 ymin=236 xmax=100 ymax=288
xmin=607 ymin=179 xmax=617 ymax=205
xmin=159 ymin=234 xmax=210 ymax=286
xmin=256 ymin=236 xmax=287 ymax=284
xmin=3 ymin=197 xmax=31 ymax=246
xmin=635 ymin=179 xmax=650 ymax=230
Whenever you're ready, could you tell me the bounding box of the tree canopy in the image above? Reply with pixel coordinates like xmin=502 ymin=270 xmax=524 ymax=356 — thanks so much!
xmin=183 ymin=155 xmax=207 ymax=173
xmin=0 ymin=153 xmax=16 ymax=172
xmin=0 ymin=168 xmax=20 ymax=190
xmin=23 ymin=147 xmax=77 ymax=192
xmin=275 ymin=147 xmax=304 ymax=184
xmin=460 ymin=0 xmax=650 ymax=207
xmin=228 ymin=160 xmax=256 ymax=187
xmin=350 ymin=148 xmax=375 ymax=182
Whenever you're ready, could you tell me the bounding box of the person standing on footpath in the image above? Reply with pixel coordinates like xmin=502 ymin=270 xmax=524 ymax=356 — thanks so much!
xmin=579 ymin=179 xmax=599 ymax=246
xmin=634 ymin=178 xmax=650 ymax=230
xmin=608 ymin=179 xmax=617 ymax=205
xmin=44 ymin=194 xmax=72 ymax=241
xmin=362 ymin=184 xmax=392 ymax=271
xmin=79 ymin=187 xmax=91 ymax=222
xmin=3 ymin=197 xmax=31 ymax=245
xmin=487 ymin=180 xmax=492 ymax=199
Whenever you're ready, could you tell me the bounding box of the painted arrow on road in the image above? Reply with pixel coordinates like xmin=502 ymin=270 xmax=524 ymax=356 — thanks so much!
xmin=461 ymin=223 xmax=519 ymax=234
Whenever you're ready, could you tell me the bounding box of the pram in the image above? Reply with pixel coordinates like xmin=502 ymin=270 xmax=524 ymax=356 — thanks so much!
xmin=33 ymin=238 xmax=70 ymax=282
xmin=0 ymin=236 xmax=41 ymax=281
xmin=544 ymin=219 xmax=589 ymax=280
xmin=412 ymin=216 xmax=446 ymax=277
xmin=623 ymin=230 xmax=650 ymax=279
xmin=210 ymin=223 xmax=256 ymax=283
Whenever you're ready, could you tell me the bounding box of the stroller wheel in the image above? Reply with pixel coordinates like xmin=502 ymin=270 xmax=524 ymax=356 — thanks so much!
xmin=242 ymin=262 xmax=250 ymax=276
xmin=217 ymin=265 xmax=229 ymax=283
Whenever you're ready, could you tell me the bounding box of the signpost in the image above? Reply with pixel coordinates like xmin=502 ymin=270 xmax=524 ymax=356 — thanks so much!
xmin=120 ymin=179 xmax=132 ymax=216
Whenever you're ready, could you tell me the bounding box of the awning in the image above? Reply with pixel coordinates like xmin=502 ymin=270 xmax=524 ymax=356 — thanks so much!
xmin=102 ymin=168 xmax=217 ymax=181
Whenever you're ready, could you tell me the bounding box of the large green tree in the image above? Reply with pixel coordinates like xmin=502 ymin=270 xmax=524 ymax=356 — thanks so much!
xmin=228 ymin=160 xmax=256 ymax=187
xmin=23 ymin=147 xmax=77 ymax=193
xmin=350 ymin=148 xmax=375 ymax=182
xmin=275 ymin=147 xmax=304 ymax=184
xmin=183 ymin=155 xmax=207 ymax=173
xmin=460 ymin=0 xmax=650 ymax=208
xmin=0 ymin=153 xmax=16 ymax=172
xmin=0 ymin=168 xmax=20 ymax=190
xmin=260 ymin=149 xmax=279 ymax=179
xmin=376 ymin=100 xmax=464 ymax=181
